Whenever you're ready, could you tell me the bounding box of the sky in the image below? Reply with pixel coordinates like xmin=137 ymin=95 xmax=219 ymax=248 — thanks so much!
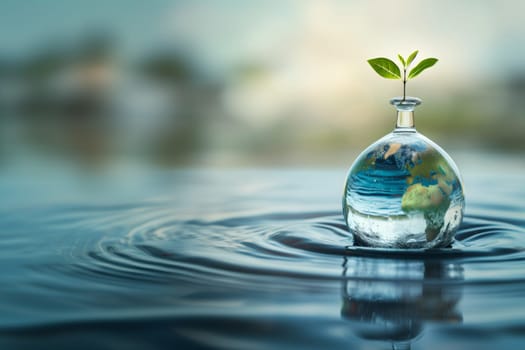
xmin=1 ymin=0 xmax=524 ymax=77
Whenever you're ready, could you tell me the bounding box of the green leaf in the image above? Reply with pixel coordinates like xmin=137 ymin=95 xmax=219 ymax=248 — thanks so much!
xmin=406 ymin=50 xmax=419 ymax=66
xmin=367 ymin=57 xmax=401 ymax=79
xmin=408 ymin=58 xmax=438 ymax=79
xmin=397 ymin=54 xmax=406 ymax=68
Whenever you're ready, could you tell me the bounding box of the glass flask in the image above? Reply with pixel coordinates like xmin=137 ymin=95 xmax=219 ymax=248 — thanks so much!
xmin=342 ymin=97 xmax=465 ymax=248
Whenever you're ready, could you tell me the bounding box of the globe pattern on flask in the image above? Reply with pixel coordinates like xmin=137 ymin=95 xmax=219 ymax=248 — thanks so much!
xmin=342 ymin=97 xmax=465 ymax=248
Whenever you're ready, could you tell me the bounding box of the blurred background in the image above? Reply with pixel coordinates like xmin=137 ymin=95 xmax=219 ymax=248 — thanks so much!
xmin=1 ymin=0 xmax=524 ymax=169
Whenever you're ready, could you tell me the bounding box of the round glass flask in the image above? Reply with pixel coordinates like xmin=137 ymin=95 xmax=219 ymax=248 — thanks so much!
xmin=342 ymin=97 xmax=465 ymax=248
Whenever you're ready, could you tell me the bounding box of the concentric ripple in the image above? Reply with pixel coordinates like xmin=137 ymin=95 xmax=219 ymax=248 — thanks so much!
xmin=1 ymin=168 xmax=525 ymax=349
xmin=47 ymin=204 xmax=525 ymax=289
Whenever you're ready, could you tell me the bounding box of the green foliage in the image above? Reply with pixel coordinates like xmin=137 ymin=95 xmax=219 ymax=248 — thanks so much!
xmin=406 ymin=50 xmax=418 ymax=66
xmin=408 ymin=58 xmax=438 ymax=79
xmin=367 ymin=58 xmax=401 ymax=79
xmin=367 ymin=50 xmax=438 ymax=98
xmin=397 ymin=54 xmax=406 ymax=68
xmin=368 ymin=51 xmax=437 ymax=81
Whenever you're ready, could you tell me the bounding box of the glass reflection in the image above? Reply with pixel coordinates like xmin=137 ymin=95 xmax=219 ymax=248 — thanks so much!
xmin=341 ymin=257 xmax=463 ymax=349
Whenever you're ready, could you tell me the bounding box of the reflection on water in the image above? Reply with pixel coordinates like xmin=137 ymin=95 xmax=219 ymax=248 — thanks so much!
xmin=341 ymin=258 xmax=463 ymax=349
xmin=0 ymin=167 xmax=525 ymax=349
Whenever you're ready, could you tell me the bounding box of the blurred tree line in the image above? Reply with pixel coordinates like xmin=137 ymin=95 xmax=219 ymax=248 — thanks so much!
xmin=0 ymin=33 xmax=523 ymax=167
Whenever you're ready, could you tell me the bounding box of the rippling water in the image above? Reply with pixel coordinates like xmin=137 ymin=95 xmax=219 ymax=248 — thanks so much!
xmin=1 ymin=162 xmax=525 ymax=349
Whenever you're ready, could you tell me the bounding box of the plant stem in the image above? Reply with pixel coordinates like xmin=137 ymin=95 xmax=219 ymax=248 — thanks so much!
xmin=403 ymin=68 xmax=407 ymax=101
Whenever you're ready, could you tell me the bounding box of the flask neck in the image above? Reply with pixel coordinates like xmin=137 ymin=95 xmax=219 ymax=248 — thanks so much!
xmin=396 ymin=110 xmax=415 ymax=129
xmin=390 ymin=96 xmax=421 ymax=132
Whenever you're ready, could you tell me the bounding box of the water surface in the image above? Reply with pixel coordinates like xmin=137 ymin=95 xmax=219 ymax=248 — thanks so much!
xmin=1 ymin=162 xmax=525 ymax=349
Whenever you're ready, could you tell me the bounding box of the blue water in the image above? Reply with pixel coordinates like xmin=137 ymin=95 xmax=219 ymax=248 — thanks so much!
xmin=1 ymin=160 xmax=525 ymax=349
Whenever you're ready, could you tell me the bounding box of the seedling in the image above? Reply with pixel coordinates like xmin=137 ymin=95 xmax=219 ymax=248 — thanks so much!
xmin=367 ymin=50 xmax=438 ymax=100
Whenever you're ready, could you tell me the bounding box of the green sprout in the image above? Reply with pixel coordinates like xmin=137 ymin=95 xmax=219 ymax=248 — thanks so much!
xmin=367 ymin=50 xmax=438 ymax=101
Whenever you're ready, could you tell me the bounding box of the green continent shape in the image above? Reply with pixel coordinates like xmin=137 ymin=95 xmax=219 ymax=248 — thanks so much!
xmin=401 ymin=183 xmax=448 ymax=211
xmin=402 ymin=148 xmax=456 ymax=241
xmin=403 ymin=148 xmax=456 ymax=209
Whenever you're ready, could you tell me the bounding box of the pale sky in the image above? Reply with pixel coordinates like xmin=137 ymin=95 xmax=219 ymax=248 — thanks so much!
xmin=1 ymin=0 xmax=524 ymax=77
